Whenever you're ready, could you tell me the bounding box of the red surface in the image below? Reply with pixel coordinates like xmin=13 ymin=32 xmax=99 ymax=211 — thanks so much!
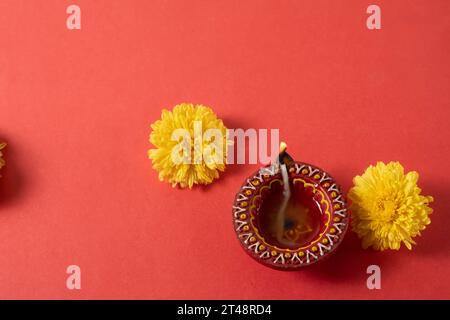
xmin=0 ymin=0 xmax=449 ymax=299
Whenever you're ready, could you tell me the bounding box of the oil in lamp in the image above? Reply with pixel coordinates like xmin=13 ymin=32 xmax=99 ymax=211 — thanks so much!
xmin=232 ymin=143 xmax=349 ymax=270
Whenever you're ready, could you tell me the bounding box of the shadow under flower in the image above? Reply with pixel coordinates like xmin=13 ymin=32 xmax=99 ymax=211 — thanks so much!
xmin=410 ymin=178 xmax=449 ymax=257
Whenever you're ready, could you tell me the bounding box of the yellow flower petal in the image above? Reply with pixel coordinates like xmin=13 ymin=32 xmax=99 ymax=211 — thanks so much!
xmin=349 ymin=161 xmax=433 ymax=251
xmin=148 ymin=103 xmax=228 ymax=188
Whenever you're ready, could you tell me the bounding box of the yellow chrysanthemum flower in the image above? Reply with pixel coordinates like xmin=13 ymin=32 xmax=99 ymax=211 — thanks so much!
xmin=148 ymin=103 xmax=228 ymax=188
xmin=0 ymin=142 xmax=6 ymax=172
xmin=349 ymin=161 xmax=433 ymax=251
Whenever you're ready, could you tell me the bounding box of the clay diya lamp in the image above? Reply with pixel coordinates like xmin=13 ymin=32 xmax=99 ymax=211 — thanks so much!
xmin=232 ymin=143 xmax=349 ymax=270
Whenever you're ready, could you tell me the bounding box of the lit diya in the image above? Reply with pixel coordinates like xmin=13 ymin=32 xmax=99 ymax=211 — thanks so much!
xmin=232 ymin=143 xmax=349 ymax=270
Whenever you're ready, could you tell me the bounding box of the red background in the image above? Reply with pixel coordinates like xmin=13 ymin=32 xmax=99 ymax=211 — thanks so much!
xmin=0 ymin=0 xmax=449 ymax=299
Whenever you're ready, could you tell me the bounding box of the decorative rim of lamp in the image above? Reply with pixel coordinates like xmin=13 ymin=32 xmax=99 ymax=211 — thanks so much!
xmin=232 ymin=158 xmax=349 ymax=270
